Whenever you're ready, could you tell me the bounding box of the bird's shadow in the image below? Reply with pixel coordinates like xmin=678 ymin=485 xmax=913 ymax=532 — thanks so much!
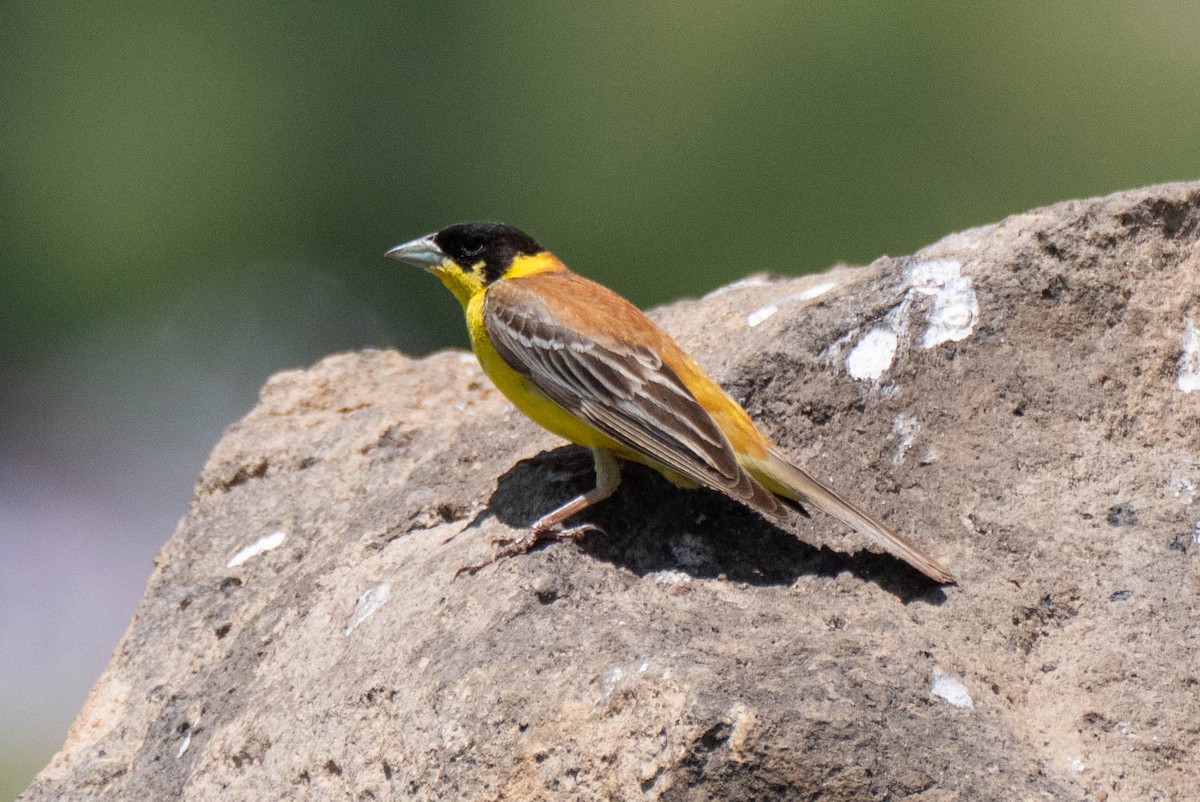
xmin=466 ymin=446 xmax=949 ymax=605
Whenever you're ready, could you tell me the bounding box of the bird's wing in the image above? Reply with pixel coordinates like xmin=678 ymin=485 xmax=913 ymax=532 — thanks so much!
xmin=483 ymin=275 xmax=785 ymax=517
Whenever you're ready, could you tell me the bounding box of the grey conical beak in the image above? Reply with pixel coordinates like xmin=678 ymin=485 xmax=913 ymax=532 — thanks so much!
xmin=385 ymin=234 xmax=446 ymax=269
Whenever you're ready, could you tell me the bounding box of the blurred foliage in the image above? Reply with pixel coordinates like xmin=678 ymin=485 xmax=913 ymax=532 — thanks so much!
xmin=3 ymin=0 xmax=1197 ymax=373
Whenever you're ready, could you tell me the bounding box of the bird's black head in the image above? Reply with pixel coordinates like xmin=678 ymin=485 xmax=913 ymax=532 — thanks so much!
xmin=433 ymin=222 xmax=542 ymax=284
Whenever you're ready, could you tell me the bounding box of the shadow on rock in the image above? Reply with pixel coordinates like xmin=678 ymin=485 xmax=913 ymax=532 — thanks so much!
xmin=476 ymin=446 xmax=948 ymax=604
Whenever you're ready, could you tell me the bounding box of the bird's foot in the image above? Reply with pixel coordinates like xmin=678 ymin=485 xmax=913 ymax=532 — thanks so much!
xmin=453 ymin=523 xmax=604 ymax=579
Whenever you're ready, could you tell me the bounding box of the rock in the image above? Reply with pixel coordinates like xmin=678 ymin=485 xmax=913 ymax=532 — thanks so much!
xmin=21 ymin=183 xmax=1200 ymax=801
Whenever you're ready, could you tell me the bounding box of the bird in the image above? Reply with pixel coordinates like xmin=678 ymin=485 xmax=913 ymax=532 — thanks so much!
xmin=386 ymin=222 xmax=954 ymax=583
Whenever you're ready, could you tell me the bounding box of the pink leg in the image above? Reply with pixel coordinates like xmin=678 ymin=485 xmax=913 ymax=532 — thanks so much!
xmin=455 ymin=449 xmax=621 ymax=578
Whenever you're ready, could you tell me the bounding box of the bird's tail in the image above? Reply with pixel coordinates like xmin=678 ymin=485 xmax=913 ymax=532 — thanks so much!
xmin=744 ymin=448 xmax=955 ymax=584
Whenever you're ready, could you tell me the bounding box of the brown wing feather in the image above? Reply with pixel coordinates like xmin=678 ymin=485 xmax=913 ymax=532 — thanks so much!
xmin=484 ymin=272 xmax=785 ymax=518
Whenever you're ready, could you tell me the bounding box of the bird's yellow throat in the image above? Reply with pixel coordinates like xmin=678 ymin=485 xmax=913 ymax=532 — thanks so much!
xmin=433 ymin=251 xmax=563 ymax=309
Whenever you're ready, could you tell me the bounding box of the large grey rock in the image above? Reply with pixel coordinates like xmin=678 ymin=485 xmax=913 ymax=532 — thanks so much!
xmin=22 ymin=183 xmax=1200 ymax=800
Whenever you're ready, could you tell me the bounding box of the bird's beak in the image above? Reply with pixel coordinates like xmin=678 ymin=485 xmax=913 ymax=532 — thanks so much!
xmin=385 ymin=234 xmax=446 ymax=269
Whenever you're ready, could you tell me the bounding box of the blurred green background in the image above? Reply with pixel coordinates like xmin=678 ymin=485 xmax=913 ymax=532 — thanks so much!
xmin=2 ymin=1 xmax=1197 ymax=796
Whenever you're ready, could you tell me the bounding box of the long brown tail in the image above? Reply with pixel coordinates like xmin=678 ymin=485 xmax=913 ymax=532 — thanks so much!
xmin=747 ymin=448 xmax=955 ymax=583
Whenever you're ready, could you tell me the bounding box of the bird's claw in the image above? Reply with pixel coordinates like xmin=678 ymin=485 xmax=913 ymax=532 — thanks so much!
xmin=453 ymin=523 xmax=605 ymax=579
xmin=531 ymin=522 xmax=603 ymax=541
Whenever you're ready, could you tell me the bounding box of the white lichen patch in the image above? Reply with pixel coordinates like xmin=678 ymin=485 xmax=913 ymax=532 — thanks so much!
xmin=226 ymin=530 xmax=287 ymax=568
xmin=891 ymin=414 xmax=920 ymax=464
xmin=833 ymin=261 xmax=975 ymax=381
xmin=746 ymin=280 xmax=841 ymax=327
xmin=746 ymin=304 xmax=779 ymax=327
xmin=344 ymin=582 xmax=390 ymax=636
xmin=653 ymin=569 xmax=693 ymax=596
xmin=908 ymin=260 xmax=979 ymax=348
xmin=602 ymin=665 xmax=624 ymax=701
xmin=846 ymin=328 xmax=899 ymax=381
xmin=176 ymin=727 xmax=193 ymax=759
xmin=653 ymin=570 xmax=692 ymax=587
xmin=930 ymin=666 xmax=973 ymax=708
xmin=796 ymin=280 xmax=839 ymax=302
xmin=702 ymin=274 xmax=773 ymax=299
xmin=1178 ymin=318 xmax=1200 ymax=393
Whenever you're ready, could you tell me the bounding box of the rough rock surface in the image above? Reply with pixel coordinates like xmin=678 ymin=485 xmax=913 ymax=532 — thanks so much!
xmin=22 ymin=183 xmax=1200 ymax=801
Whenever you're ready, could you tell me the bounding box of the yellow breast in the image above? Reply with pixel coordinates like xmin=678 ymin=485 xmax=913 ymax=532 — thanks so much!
xmin=466 ymin=290 xmax=627 ymax=452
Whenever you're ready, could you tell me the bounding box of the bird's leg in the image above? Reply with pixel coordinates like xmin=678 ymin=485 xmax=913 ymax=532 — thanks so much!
xmin=455 ymin=449 xmax=621 ymax=578
xmin=529 ymin=448 xmax=620 ymax=537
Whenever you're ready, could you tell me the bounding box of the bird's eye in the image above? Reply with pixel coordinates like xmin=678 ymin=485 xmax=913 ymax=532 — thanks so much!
xmin=462 ymin=238 xmax=484 ymax=258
